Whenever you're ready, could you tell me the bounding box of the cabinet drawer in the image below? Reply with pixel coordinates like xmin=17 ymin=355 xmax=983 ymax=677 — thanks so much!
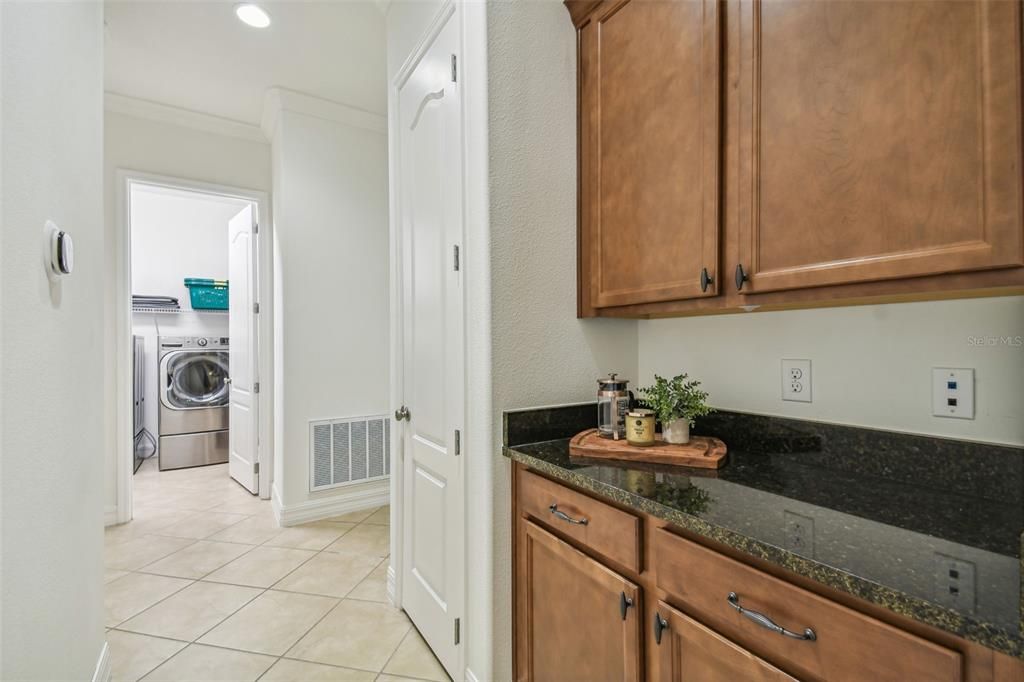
xmin=518 ymin=469 xmax=642 ymax=573
xmin=654 ymin=529 xmax=962 ymax=682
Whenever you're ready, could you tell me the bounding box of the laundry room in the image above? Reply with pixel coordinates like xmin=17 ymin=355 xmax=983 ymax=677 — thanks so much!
xmin=130 ymin=182 xmax=251 ymax=476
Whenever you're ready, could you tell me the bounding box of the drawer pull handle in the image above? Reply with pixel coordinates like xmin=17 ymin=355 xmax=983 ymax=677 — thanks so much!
xmin=727 ymin=592 xmax=816 ymax=642
xmin=548 ymin=503 xmax=588 ymax=526
xmin=619 ymin=592 xmax=634 ymax=620
xmin=653 ymin=612 xmax=668 ymax=645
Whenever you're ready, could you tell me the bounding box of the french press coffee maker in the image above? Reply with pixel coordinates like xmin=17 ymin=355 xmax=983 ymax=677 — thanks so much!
xmin=597 ymin=373 xmax=632 ymax=440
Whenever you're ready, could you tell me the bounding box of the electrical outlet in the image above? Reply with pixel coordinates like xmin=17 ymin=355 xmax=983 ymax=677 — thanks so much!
xmin=781 ymin=359 xmax=812 ymax=403
xmin=932 ymin=368 xmax=975 ymax=419
xmin=933 ymin=553 xmax=976 ymax=613
xmin=784 ymin=510 xmax=815 ymax=557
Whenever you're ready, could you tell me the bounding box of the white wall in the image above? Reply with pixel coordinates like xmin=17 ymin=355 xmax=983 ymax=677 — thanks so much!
xmin=104 ymin=108 xmax=271 ymax=519
xmin=263 ymin=91 xmax=390 ymax=514
xmin=131 ymin=184 xmax=247 ymax=307
xmin=486 ymin=1 xmax=638 ymax=678
xmin=638 ymin=296 xmax=1024 ymax=446
xmin=0 ymin=2 xmax=107 ymax=678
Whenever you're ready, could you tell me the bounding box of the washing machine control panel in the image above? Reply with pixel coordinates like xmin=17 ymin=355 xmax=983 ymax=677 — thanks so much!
xmin=159 ymin=336 xmax=230 ymax=350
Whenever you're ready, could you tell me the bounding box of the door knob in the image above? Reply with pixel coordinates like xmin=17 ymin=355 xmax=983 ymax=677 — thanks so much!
xmin=395 ymin=406 xmax=411 ymax=422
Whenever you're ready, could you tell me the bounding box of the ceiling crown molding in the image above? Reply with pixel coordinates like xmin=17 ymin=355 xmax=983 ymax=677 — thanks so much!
xmin=104 ymin=92 xmax=266 ymax=143
xmin=261 ymin=87 xmax=387 ymax=141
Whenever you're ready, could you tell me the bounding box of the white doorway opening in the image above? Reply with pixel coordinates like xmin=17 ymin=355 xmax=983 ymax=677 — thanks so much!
xmin=114 ymin=171 xmax=273 ymax=523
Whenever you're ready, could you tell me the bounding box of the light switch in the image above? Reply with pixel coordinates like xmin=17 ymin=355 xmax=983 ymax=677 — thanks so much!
xmin=932 ymin=368 xmax=974 ymax=419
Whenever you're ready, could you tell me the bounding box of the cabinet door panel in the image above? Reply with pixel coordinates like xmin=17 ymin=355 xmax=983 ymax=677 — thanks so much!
xmin=581 ymin=0 xmax=721 ymax=308
xmin=654 ymin=601 xmax=796 ymax=682
xmin=737 ymin=0 xmax=1024 ymax=294
xmin=515 ymin=519 xmax=642 ymax=682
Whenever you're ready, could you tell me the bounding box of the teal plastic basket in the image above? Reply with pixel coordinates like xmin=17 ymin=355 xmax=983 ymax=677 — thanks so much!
xmin=184 ymin=278 xmax=229 ymax=310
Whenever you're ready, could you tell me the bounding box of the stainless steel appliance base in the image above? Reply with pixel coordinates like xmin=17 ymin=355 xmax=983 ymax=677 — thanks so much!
xmin=159 ymin=430 xmax=228 ymax=471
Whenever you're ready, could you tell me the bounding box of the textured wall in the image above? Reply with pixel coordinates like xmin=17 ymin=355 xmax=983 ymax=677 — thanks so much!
xmin=1 ymin=3 xmax=107 ymax=677
xmin=639 ymin=296 xmax=1024 ymax=446
xmin=487 ymin=1 xmax=639 ymax=677
xmin=267 ymin=105 xmax=390 ymax=511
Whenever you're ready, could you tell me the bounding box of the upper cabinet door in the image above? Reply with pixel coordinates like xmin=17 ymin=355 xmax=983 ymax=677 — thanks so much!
xmin=579 ymin=0 xmax=721 ymax=310
xmin=735 ymin=0 xmax=1024 ymax=295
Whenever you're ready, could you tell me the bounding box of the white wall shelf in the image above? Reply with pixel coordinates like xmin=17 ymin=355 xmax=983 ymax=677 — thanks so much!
xmin=132 ymin=306 xmax=228 ymax=315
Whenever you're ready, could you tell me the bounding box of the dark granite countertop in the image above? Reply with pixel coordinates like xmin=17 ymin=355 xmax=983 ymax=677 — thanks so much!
xmin=503 ymin=403 xmax=1024 ymax=659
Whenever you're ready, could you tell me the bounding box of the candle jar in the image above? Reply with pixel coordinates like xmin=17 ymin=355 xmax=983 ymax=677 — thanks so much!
xmin=626 ymin=409 xmax=656 ymax=447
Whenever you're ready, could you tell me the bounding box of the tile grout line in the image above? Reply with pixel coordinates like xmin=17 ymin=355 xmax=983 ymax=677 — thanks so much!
xmin=110 ymin=463 xmax=403 ymax=681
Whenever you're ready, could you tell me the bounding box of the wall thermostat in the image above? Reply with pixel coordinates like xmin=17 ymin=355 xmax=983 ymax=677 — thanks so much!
xmin=45 ymin=220 xmax=73 ymax=276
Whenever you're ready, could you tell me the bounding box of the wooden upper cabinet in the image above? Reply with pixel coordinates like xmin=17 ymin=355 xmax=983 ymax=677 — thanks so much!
xmin=735 ymin=0 xmax=1024 ymax=295
xmin=654 ymin=601 xmax=797 ymax=682
xmin=577 ymin=0 xmax=721 ymax=311
xmin=515 ymin=520 xmax=642 ymax=682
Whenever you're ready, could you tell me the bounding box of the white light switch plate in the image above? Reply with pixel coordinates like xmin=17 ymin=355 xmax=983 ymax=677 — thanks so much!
xmin=932 ymin=368 xmax=974 ymax=419
xmin=781 ymin=359 xmax=812 ymax=402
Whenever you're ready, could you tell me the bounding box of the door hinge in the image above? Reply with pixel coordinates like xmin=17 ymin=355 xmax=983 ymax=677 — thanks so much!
xmin=453 ymin=245 xmax=460 ymax=272
xmin=253 ymin=223 xmax=259 ymax=235
xmin=454 ymin=429 xmax=461 ymax=456
xmin=253 ymin=302 xmax=260 ymax=314
xmin=454 ymin=617 xmax=461 ymax=645
xmin=450 ymin=54 xmax=457 ymax=83
xmin=254 ymin=382 xmax=260 ymax=394
xmin=254 ymin=461 xmax=260 ymax=474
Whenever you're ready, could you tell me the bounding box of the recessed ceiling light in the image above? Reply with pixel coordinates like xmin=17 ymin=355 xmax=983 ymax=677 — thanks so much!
xmin=235 ymin=3 xmax=271 ymax=28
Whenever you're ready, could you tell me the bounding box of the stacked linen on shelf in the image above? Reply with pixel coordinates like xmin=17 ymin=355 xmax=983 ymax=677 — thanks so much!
xmin=132 ymin=294 xmax=180 ymax=311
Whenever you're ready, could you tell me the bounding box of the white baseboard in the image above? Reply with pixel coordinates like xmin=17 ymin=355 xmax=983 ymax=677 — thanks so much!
xmin=92 ymin=642 xmax=111 ymax=682
xmin=104 ymin=506 xmax=119 ymax=527
xmin=464 ymin=667 xmax=481 ymax=682
xmin=274 ymin=481 xmax=389 ymax=527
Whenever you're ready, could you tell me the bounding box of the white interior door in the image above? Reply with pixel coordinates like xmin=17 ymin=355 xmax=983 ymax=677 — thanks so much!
xmin=228 ymin=204 xmax=259 ymax=494
xmin=397 ymin=12 xmax=464 ymax=679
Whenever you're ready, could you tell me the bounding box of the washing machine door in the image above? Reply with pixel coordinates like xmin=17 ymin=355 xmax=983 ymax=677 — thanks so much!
xmin=160 ymin=350 xmax=230 ymax=409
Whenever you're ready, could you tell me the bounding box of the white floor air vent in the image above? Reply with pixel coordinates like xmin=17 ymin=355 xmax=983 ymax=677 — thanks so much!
xmin=309 ymin=415 xmax=390 ymax=491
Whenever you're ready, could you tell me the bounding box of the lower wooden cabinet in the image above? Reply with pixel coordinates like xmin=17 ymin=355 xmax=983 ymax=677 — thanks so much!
xmin=513 ymin=463 xmax=1024 ymax=682
xmin=653 ymin=601 xmax=795 ymax=682
xmin=516 ymin=519 xmax=642 ymax=682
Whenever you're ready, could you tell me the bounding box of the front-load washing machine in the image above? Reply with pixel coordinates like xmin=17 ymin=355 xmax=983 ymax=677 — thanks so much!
xmin=158 ymin=335 xmax=230 ymax=470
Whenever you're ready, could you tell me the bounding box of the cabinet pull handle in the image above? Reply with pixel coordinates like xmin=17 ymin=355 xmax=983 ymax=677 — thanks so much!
xmin=700 ymin=267 xmax=714 ymax=293
xmin=548 ymin=503 xmax=588 ymax=526
xmin=727 ymin=592 xmax=816 ymax=641
xmin=619 ymin=592 xmax=634 ymax=620
xmin=653 ymin=612 xmax=668 ymax=644
xmin=735 ymin=264 xmax=749 ymax=291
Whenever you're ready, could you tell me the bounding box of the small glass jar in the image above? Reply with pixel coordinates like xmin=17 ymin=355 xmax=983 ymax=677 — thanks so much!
xmin=626 ymin=409 xmax=656 ymax=447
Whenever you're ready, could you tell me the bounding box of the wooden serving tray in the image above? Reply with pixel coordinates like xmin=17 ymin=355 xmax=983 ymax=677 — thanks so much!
xmin=569 ymin=428 xmax=727 ymax=469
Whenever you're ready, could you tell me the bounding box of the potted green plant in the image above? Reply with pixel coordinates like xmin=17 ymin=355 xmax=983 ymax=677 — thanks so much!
xmin=637 ymin=374 xmax=713 ymax=444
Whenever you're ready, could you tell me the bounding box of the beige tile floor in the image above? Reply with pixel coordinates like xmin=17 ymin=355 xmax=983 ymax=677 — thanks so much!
xmin=105 ymin=458 xmax=449 ymax=682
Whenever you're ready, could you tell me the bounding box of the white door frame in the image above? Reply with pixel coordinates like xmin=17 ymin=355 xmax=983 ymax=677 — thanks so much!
xmin=388 ymin=2 xmax=492 ymax=681
xmin=114 ymin=169 xmax=274 ymax=523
